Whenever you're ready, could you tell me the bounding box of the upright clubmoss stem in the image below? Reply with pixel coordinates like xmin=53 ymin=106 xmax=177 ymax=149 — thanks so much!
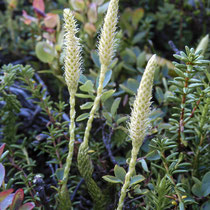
xmin=59 ymin=9 xmax=82 ymax=208
xmin=117 ymin=147 xmax=139 ymax=210
xmin=83 ymin=64 xmax=107 ymax=147
xmin=60 ymin=92 xmax=76 ymax=196
xmin=117 ymin=55 xmax=158 ymax=210
xmin=77 ymin=64 xmax=108 ymax=210
xmin=77 ymin=0 xmax=119 ymax=208
xmin=82 ymin=0 xmax=118 ymax=147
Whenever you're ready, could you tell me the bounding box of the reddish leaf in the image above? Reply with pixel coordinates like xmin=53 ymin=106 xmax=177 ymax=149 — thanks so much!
xmin=44 ymin=13 xmax=59 ymax=28
xmin=0 ymin=163 xmax=5 ymax=187
xmin=0 ymin=193 xmax=14 ymax=210
xmin=0 ymin=189 xmax=14 ymax=202
xmin=22 ymin=10 xmax=38 ymax=25
xmin=10 ymin=189 xmax=24 ymax=210
xmin=33 ymin=0 xmax=45 ymax=13
xmin=19 ymin=202 xmax=35 ymax=210
xmin=0 ymin=143 xmax=5 ymax=157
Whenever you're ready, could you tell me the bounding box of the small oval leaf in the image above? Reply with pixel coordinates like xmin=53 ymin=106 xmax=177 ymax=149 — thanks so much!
xmin=192 ymin=182 xmax=203 ymax=197
xmin=91 ymin=50 xmax=100 ymax=68
xmin=201 ymin=171 xmax=210 ymax=196
xmin=35 ymin=42 xmax=55 ymax=63
xmin=76 ymin=113 xmax=90 ymax=122
xmin=76 ymin=93 xmax=95 ymax=99
xmin=102 ymin=175 xmax=122 ymax=184
xmin=44 ymin=13 xmax=59 ymax=28
xmin=114 ymin=165 xmax=126 ymax=182
xmin=79 ymin=80 xmax=94 ymax=93
xmin=103 ymin=70 xmax=112 ymax=88
xmin=101 ymin=89 xmax=115 ymax=102
xmin=130 ymin=175 xmax=145 ymax=187
xmin=139 ymin=159 xmax=149 ymax=173
xmin=80 ymin=102 xmax=94 ymax=110
xmin=111 ymin=97 xmax=121 ymax=116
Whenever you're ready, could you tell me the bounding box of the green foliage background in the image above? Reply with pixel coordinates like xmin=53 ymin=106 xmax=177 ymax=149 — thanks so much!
xmin=0 ymin=0 xmax=209 ymax=209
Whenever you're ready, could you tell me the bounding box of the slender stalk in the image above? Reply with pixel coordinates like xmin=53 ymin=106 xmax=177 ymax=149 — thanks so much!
xmin=59 ymin=9 xmax=82 ymax=208
xmin=77 ymin=1 xmax=119 ymax=208
xmin=77 ymin=64 xmax=107 ymax=210
xmin=117 ymin=146 xmax=139 ymax=210
xmin=60 ymin=92 xmax=76 ymax=199
xmin=102 ymin=124 xmax=117 ymax=165
xmin=117 ymin=55 xmax=158 ymax=209
xmin=83 ymin=64 xmax=107 ymax=147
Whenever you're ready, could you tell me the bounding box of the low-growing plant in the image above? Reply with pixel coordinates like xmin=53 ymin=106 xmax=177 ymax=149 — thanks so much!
xmin=0 ymin=0 xmax=209 ymax=209
xmin=0 ymin=144 xmax=35 ymax=210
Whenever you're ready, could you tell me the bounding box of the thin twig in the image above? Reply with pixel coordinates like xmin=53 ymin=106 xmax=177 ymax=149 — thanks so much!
xmin=178 ymin=65 xmax=190 ymax=149
xmin=8 ymin=156 xmax=39 ymax=205
xmin=125 ymin=195 xmax=144 ymax=205
xmin=189 ymin=97 xmax=201 ymax=118
xmin=71 ymin=178 xmax=84 ymax=201
xmin=102 ymin=124 xmax=117 ymax=165
xmin=161 ymin=153 xmax=184 ymax=208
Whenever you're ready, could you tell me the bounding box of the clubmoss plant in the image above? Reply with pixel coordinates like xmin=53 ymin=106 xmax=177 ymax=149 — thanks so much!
xmin=59 ymin=8 xmax=82 ymax=209
xmin=77 ymin=0 xmax=119 ymax=209
xmin=82 ymin=0 xmax=119 ymax=148
xmin=117 ymin=55 xmax=158 ymax=210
